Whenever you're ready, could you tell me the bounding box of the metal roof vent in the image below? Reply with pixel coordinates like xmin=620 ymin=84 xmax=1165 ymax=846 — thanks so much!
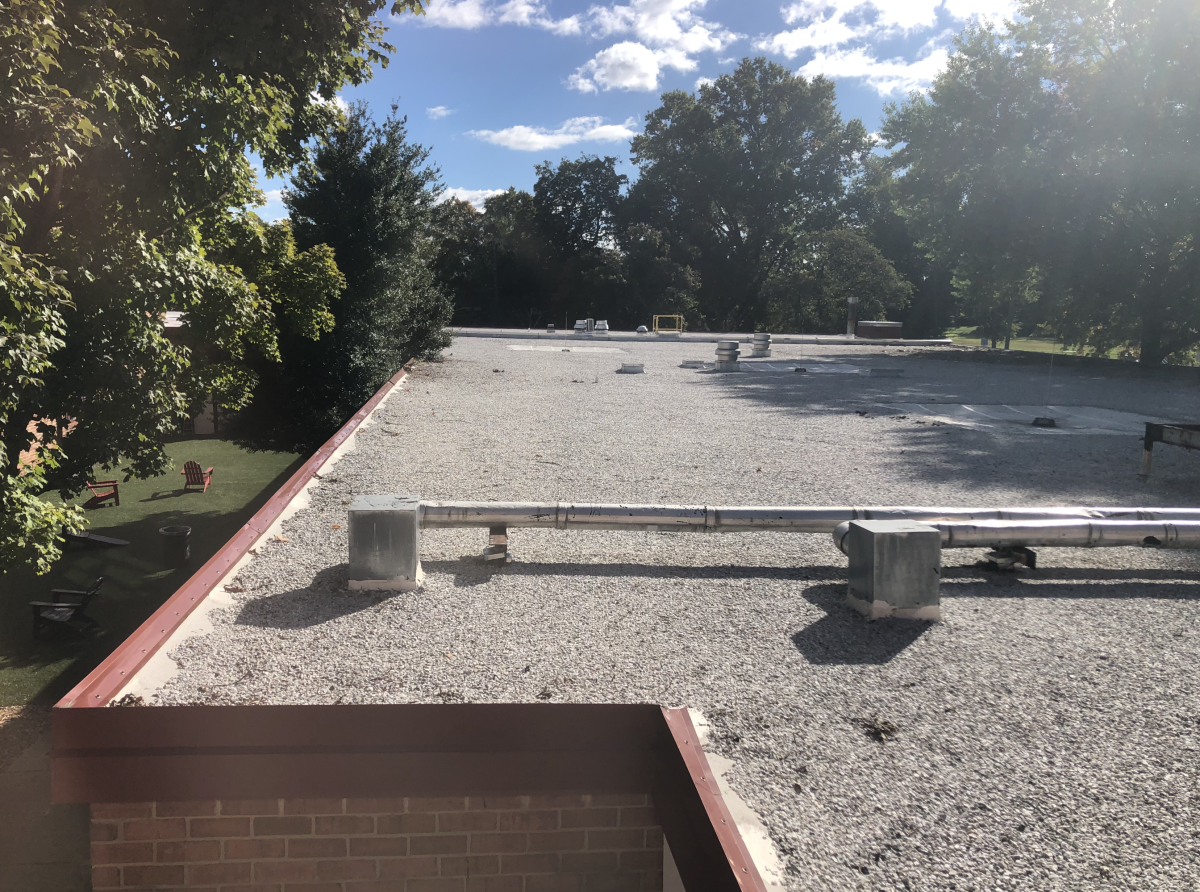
xmin=715 ymin=340 xmax=741 ymax=372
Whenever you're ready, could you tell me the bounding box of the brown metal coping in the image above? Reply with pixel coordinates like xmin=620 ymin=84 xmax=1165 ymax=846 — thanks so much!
xmin=52 ymin=703 xmax=768 ymax=892
xmin=56 ymin=364 xmax=413 ymax=709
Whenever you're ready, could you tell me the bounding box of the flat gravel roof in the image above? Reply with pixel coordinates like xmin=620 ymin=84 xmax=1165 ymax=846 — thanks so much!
xmin=154 ymin=339 xmax=1200 ymax=891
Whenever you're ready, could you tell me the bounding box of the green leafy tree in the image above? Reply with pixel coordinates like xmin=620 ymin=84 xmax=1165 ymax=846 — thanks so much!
xmin=764 ymin=230 xmax=912 ymax=334
xmin=534 ymin=155 xmax=626 ymax=255
xmin=239 ymin=102 xmax=451 ymax=451
xmin=1 ymin=0 xmax=424 ymax=572
xmin=431 ymin=198 xmax=493 ymax=324
xmin=532 ymin=156 xmax=628 ymax=325
xmin=882 ymin=24 xmax=1055 ymax=349
xmin=630 ymin=57 xmax=870 ymax=330
xmin=1022 ymin=0 xmax=1200 ymax=363
xmin=845 ymin=156 xmax=955 ymax=338
xmin=886 ymin=0 xmax=1200 ymax=362
xmin=616 ymin=223 xmax=700 ymax=326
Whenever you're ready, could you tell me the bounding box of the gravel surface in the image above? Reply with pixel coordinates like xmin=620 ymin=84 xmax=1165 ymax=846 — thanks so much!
xmin=155 ymin=339 xmax=1200 ymax=891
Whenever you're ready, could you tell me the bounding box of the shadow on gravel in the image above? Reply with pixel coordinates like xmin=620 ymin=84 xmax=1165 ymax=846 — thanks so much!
xmin=941 ymin=578 xmax=1200 ymax=599
xmin=234 ymin=564 xmax=386 ymax=629
xmin=421 ymin=558 xmax=843 ymax=588
xmin=791 ymin=583 xmax=932 ymax=665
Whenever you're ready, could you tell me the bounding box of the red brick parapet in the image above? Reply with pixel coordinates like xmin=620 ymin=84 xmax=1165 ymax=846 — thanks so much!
xmin=91 ymin=794 xmax=664 ymax=892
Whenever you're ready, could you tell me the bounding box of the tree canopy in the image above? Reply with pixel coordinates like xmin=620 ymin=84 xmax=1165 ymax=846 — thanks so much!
xmin=234 ymin=102 xmax=452 ymax=452
xmin=434 ymin=58 xmax=881 ymax=334
xmin=630 ymin=58 xmax=870 ymax=330
xmin=0 ymin=0 xmax=426 ymax=572
xmin=884 ymin=0 xmax=1200 ymax=361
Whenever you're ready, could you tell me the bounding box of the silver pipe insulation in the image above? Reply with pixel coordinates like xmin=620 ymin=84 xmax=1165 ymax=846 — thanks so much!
xmin=419 ymin=502 xmax=1200 ymax=535
xmin=832 ymin=519 xmax=1200 ymax=555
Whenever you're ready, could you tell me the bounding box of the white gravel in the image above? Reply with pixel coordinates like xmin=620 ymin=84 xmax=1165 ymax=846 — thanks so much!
xmin=155 ymin=339 xmax=1200 ymax=891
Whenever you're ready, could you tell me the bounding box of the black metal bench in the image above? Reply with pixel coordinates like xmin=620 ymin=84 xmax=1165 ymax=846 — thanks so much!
xmin=30 ymin=576 xmax=104 ymax=637
xmin=1141 ymin=423 xmax=1200 ymax=477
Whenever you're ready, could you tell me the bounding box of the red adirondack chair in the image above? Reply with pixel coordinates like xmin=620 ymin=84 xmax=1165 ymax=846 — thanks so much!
xmin=85 ymin=480 xmax=119 ymax=507
xmin=181 ymin=460 xmax=214 ymax=493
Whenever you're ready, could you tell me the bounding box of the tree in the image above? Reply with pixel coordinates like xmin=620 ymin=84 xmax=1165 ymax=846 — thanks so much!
xmin=238 ymin=102 xmax=451 ymax=451
xmin=885 ymin=0 xmax=1200 ymax=362
xmin=433 ymin=158 xmax=644 ymax=330
xmin=1 ymin=0 xmax=425 ymax=572
xmin=845 ymin=156 xmax=955 ymax=338
xmin=1022 ymin=0 xmax=1200 ymax=363
xmin=763 ymin=230 xmax=912 ymax=334
xmin=534 ymin=156 xmax=626 ymax=255
xmin=431 ymin=198 xmax=492 ymax=325
xmin=532 ymin=156 xmax=627 ymax=325
xmin=630 ymin=57 xmax=870 ymax=330
xmin=882 ymin=24 xmax=1055 ymax=349
xmin=617 ymin=223 xmax=700 ymax=326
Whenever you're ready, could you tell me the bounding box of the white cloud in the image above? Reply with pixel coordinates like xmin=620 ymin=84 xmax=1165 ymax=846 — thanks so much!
xmin=758 ymin=0 xmax=1017 ymax=95
xmin=442 ymin=187 xmax=506 ymax=209
xmin=590 ymin=0 xmax=739 ymax=54
xmin=426 ymin=105 xmax=455 ymax=119
xmin=421 ymin=0 xmax=493 ymax=28
xmin=417 ymin=0 xmax=580 ymax=33
xmin=497 ymin=0 xmax=581 ymax=34
xmin=259 ymin=189 xmax=287 ymax=222
xmin=570 ymin=0 xmax=741 ymax=92
xmin=310 ymin=91 xmax=349 ymax=111
xmin=569 ymin=41 xmax=673 ymax=93
xmin=694 ymin=75 xmax=715 ymax=89
xmin=798 ymin=45 xmax=949 ymax=94
xmin=469 ymin=115 xmax=639 ymax=151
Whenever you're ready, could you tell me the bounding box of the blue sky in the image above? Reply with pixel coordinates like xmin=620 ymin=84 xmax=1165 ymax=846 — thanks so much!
xmin=254 ymin=0 xmax=1016 ymax=219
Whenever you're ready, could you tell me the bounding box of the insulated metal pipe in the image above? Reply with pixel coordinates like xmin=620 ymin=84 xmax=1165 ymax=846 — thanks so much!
xmin=832 ymin=519 xmax=1200 ymax=555
xmin=419 ymin=502 xmax=1200 ymax=534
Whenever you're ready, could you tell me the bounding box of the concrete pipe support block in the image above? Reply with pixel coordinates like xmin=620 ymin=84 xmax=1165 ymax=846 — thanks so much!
xmin=348 ymin=494 xmax=424 ymax=591
xmin=846 ymin=520 xmax=941 ymax=621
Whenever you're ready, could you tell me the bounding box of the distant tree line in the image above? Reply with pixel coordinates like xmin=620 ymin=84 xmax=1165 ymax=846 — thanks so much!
xmin=433 ymin=0 xmax=1200 ymax=367
xmin=432 ymin=58 xmax=914 ymax=335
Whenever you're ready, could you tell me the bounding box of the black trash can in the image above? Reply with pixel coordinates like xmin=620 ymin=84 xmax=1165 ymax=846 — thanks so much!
xmin=159 ymin=525 xmax=191 ymax=567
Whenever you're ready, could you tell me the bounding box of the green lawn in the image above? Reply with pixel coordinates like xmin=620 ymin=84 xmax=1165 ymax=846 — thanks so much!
xmin=945 ymin=326 xmax=1097 ymax=355
xmin=0 ymin=438 xmax=302 ymax=707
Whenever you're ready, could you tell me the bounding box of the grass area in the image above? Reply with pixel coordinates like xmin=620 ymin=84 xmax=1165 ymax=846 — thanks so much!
xmin=0 ymin=438 xmax=302 ymax=707
xmin=945 ymin=326 xmax=1096 ymax=355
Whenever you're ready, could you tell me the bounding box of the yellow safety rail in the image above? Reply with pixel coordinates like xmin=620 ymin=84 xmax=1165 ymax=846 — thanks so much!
xmin=652 ymin=314 xmax=685 ymax=333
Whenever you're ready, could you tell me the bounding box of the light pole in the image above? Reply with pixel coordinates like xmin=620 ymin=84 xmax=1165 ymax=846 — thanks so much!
xmin=846 ymin=296 xmax=859 ymax=338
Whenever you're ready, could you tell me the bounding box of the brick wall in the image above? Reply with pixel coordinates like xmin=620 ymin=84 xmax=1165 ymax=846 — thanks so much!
xmin=90 ymin=795 xmax=664 ymax=892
